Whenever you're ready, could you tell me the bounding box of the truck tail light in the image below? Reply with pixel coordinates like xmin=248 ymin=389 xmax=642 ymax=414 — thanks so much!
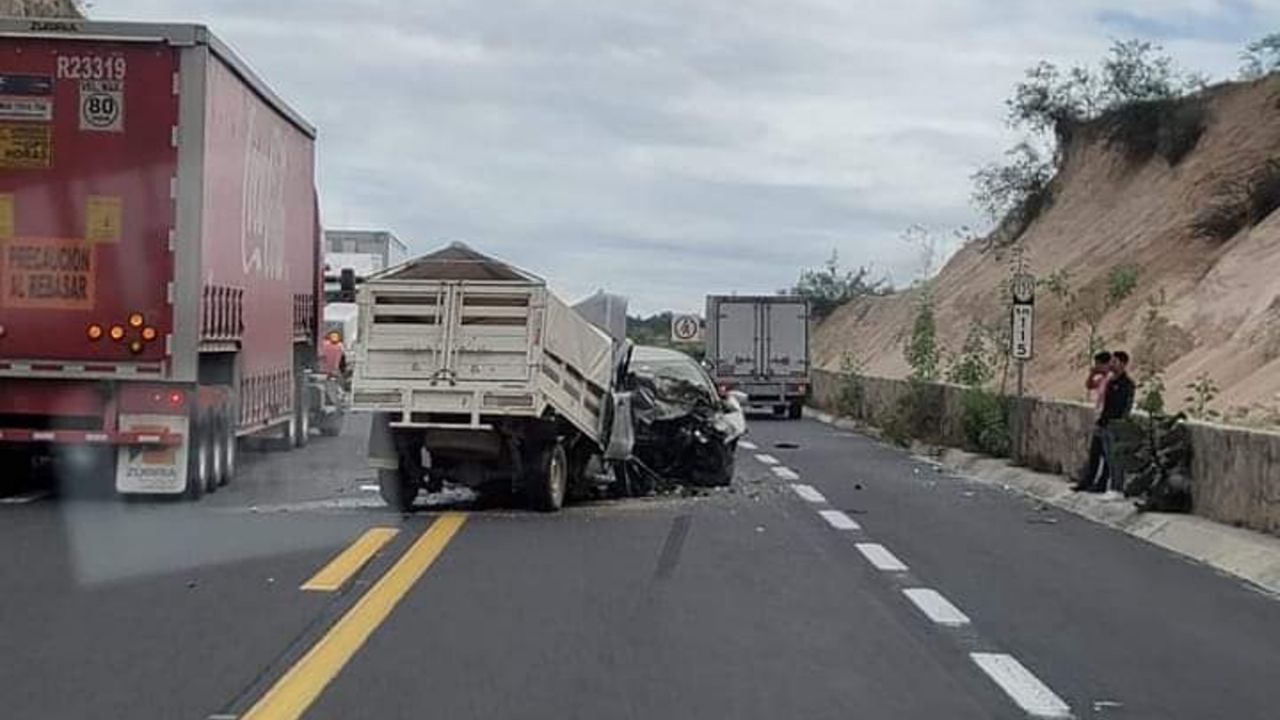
xmin=128 ymin=313 xmax=145 ymax=328
xmin=87 ymin=324 xmax=104 ymax=341
xmin=128 ymin=340 xmax=144 ymax=354
xmin=142 ymin=327 xmax=158 ymax=341
xmin=146 ymin=389 xmax=186 ymax=408
xmin=109 ymin=325 xmax=125 ymax=341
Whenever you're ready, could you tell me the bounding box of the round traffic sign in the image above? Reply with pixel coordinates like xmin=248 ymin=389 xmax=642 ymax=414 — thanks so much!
xmin=672 ymin=314 xmax=700 ymax=341
xmin=1011 ymin=273 xmax=1036 ymax=304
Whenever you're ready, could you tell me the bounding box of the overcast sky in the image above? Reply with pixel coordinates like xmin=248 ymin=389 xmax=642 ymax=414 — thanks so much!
xmin=97 ymin=1 xmax=1273 ymax=313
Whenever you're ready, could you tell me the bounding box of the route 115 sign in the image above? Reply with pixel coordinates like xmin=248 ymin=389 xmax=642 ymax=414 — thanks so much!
xmin=671 ymin=314 xmax=704 ymax=343
xmin=1011 ymin=305 xmax=1034 ymax=360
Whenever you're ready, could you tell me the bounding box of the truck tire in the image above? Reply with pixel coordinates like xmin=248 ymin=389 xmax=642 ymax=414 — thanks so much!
xmin=216 ymin=410 xmax=235 ymax=487
xmin=788 ymin=401 xmax=804 ymax=420
xmin=291 ymin=377 xmax=311 ymax=448
xmin=527 ymin=441 xmax=568 ymax=512
xmin=378 ymin=468 xmax=418 ymax=512
xmin=207 ymin=416 xmax=223 ymax=494
xmin=184 ymin=418 xmax=210 ymax=500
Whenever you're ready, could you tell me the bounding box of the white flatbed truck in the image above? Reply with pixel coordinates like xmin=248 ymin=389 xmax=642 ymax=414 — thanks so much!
xmin=351 ymin=244 xmax=629 ymax=511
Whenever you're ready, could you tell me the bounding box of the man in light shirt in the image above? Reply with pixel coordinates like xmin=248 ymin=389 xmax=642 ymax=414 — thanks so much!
xmin=1074 ymin=351 xmax=1112 ymax=492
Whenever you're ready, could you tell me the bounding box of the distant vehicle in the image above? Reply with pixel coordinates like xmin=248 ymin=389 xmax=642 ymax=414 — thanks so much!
xmin=351 ymin=243 xmax=631 ymax=511
xmin=0 ymin=20 xmax=322 ymax=498
xmin=623 ymin=345 xmax=746 ymax=489
xmin=705 ymin=295 xmax=811 ymax=419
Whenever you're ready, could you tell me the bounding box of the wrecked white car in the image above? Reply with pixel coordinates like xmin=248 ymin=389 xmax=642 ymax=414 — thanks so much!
xmin=620 ymin=345 xmax=747 ymax=493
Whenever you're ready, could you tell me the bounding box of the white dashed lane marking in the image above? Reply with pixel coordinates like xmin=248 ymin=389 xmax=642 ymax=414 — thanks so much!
xmin=855 ymin=543 xmax=909 ymax=572
xmin=902 ymin=588 xmax=971 ymax=627
xmin=970 ymin=653 xmax=1073 ymax=719
xmin=754 ymin=453 xmax=780 ymax=466
xmin=818 ymin=509 xmax=860 ymax=530
xmin=771 ymin=466 xmax=801 ymax=481
xmin=739 ymin=440 xmax=758 ymax=450
xmin=789 ymin=483 xmax=827 ymax=503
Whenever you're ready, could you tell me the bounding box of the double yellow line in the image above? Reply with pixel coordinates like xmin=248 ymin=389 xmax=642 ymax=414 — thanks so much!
xmin=242 ymin=512 xmax=468 ymax=720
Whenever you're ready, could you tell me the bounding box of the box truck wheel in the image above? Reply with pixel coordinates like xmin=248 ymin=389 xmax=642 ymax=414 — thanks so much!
xmin=527 ymin=441 xmax=568 ymax=512
xmin=788 ymin=401 xmax=803 ymax=420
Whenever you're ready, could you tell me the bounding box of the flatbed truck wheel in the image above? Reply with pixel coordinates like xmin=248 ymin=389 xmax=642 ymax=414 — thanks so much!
xmin=378 ymin=468 xmax=419 ymax=512
xmin=788 ymin=401 xmax=804 ymax=420
xmin=527 ymin=441 xmax=568 ymax=512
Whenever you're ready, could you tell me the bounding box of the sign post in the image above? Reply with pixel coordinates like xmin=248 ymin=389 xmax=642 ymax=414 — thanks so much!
xmin=1010 ymin=272 xmax=1035 ymax=462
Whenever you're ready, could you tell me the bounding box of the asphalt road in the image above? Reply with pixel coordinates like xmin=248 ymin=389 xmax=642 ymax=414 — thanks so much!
xmin=1 ymin=415 xmax=1278 ymax=719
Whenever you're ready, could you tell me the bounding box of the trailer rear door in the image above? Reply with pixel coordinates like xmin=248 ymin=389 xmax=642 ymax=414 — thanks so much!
xmin=0 ymin=37 xmax=178 ymax=366
xmin=765 ymin=300 xmax=808 ymax=377
xmin=716 ymin=300 xmax=759 ymax=377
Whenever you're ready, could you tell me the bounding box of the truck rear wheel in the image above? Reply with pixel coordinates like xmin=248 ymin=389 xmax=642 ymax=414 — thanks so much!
xmin=527 ymin=441 xmax=568 ymax=512
xmin=788 ymin=401 xmax=804 ymax=420
xmin=378 ymin=468 xmax=419 ymax=512
xmin=185 ymin=418 xmax=211 ymax=500
xmin=216 ymin=410 xmax=236 ymax=486
xmin=291 ymin=378 xmax=311 ymax=448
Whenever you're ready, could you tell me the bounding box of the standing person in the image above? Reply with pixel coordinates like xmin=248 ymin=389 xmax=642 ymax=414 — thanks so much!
xmin=1098 ymin=351 xmax=1136 ymax=500
xmin=1073 ymin=351 xmax=1113 ymax=493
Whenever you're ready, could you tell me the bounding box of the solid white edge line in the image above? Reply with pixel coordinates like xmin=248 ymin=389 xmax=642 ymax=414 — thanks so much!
xmin=818 ymin=509 xmax=860 ymax=530
xmin=790 ymin=483 xmax=826 ymax=503
xmin=754 ymin=453 xmax=780 ymax=465
xmin=855 ymin=543 xmax=909 ymax=572
xmin=970 ymin=653 xmax=1073 ymax=719
xmin=739 ymin=440 xmax=758 ymax=450
xmin=902 ymin=588 xmax=971 ymax=627
xmin=772 ymin=466 xmax=801 ymax=481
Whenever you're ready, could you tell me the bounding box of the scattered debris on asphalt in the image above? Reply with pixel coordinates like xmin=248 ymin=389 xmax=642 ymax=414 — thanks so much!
xmin=774 ymin=442 xmax=800 ymax=450
xmin=1092 ymin=699 xmax=1124 ymax=712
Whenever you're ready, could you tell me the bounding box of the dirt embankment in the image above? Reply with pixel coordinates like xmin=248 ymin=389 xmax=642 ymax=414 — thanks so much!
xmin=815 ymin=74 xmax=1280 ymax=422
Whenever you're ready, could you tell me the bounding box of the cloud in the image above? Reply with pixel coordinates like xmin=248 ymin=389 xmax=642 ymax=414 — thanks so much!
xmin=94 ymin=0 xmax=1267 ymax=313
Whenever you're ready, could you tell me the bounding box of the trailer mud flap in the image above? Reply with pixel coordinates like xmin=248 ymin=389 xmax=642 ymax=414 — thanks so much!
xmin=116 ymin=414 xmax=189 ymax=494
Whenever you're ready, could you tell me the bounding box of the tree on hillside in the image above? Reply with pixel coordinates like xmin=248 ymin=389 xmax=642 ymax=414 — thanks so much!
xmin=793 ymin=251 xmax=889 ymax=320
xmin=1240 ymin=33 xmax=1280 ymax=79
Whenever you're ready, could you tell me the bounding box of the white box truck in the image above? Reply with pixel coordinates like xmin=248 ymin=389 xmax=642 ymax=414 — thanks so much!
xmin=352 ymin=244 xmax=631 ymax=511
xmin=705 ymin=295 xmax=810 ymax=419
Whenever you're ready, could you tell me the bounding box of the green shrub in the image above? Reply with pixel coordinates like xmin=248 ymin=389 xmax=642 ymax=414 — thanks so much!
xmin=836 ymin=353 xmax=867 ymax=419
xmin=1190 ymin=159 xmax=1280 ymax=242
xmin=1190 ymin=196 xmax=1249 ymax=241
xmin=960 ymin=388 xmax=1011 ymax=457
xmin=1100 ymin=97 xmax=1207 ymax=166
xmin=1244 ymin=159 xmax=1280 ymax=225
xmin=1156 ymin=99 xmax=1207 ymax=166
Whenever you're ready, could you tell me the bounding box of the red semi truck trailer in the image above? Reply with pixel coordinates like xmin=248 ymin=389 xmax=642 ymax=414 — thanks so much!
xmin=0 ymin=19 xmax=321 ymax=498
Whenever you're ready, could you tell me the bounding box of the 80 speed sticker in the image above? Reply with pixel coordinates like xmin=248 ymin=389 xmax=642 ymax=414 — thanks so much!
xmin=79 ymin=80 xmax=124 ymax=133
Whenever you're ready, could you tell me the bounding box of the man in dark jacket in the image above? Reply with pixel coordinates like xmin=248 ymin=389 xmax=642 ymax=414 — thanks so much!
xmin=1074 ymin=351 xmax=1136 ymax=494
xmin=1098 ymin=351 xmax=1136 ymax=498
